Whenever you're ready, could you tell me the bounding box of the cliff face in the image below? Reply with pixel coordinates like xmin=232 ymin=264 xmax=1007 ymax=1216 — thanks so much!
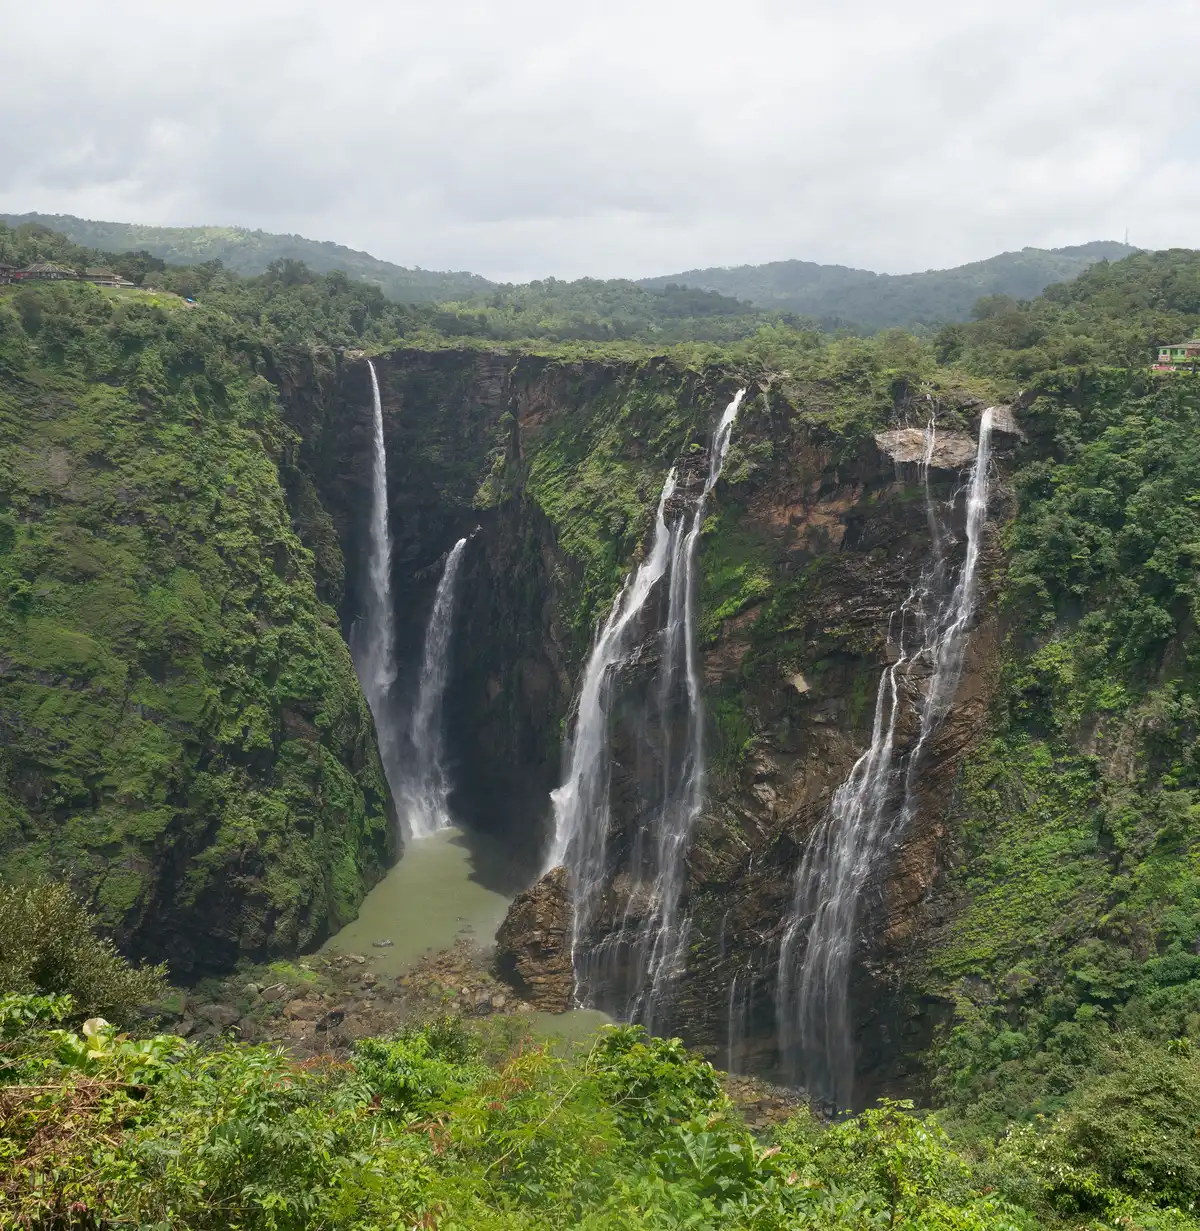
xmin=0 ymin=291 xmax=394 ymax=977
xmin=0 ymin=292 xmax=1013 ymax=1081
xmin=287 ymin=349 xmax=737 ymax=874
xmin=498 ymin=386 xmax=1016 ymax=1101
xmin=284 ymin=345 xmax=1014 ymax=1098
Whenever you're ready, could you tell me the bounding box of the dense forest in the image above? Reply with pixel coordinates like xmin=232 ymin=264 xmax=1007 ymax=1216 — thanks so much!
xmin=3 ymin=212 xmax=1136 ymax=335
xmin=638 ymin=242 xmax=1138 ymax=332
xmin=4 ymin=219 xmax=1200 ymax=1227
xmin=1 ymin=212 xmax=493 ymax=304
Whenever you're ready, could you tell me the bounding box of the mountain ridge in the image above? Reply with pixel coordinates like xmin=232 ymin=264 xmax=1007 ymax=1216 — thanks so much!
xmin=2 ymin=211 xmax=1137 ymax=329
xmin=637 ymin=240 xmax=1139 ymax=330
xmin=0 ymin=211 xmax=494 ymax=304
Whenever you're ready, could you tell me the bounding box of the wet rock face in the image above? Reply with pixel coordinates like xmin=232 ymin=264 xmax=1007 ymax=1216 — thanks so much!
xmin=669 ymin=407 xmax=1016 ymax=1102
xmin=503 ymin=397 xmax=1019 ymax=1103
xmin=494 ymin=866 xmax=574 ymax=1012
xmin=281 ymin=349 xmax=568 ymax=870
xmin=446 ymin=498 xmax=570 ymax=867
xmin=284 ymin=350 xmax=1016 ymax=1101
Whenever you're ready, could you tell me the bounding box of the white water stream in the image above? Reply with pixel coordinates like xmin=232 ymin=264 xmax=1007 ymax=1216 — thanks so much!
xmin=349 ymin=362 xmax=468 ymax=843
xmin=403 ymin=538 xmax=468 ymax=839
xmin=350 ymin=360 xmax=403 ymax=803
xmin=776 ymin=408 xmax=995 ymax=1106
xmin=549 ymin=390 xmax=745 ymax=1022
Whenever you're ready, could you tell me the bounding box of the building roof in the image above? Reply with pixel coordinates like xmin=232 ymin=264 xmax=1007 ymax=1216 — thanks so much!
xmin=84 ymin=267 xmax=116 ymax=277
xmin=24 ymin=261 xmax=76 ymax=274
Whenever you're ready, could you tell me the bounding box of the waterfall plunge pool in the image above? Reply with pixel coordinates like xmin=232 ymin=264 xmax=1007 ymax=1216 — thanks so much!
xmin=320 ymin=826 xmax=612 ymax=1044
xmin=321 ymin=827 xmax=510 ymax=977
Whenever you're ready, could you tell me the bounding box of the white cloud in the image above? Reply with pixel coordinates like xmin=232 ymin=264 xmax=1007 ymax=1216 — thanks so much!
xmin=2 ymin=0 xmax=1197 ymax=280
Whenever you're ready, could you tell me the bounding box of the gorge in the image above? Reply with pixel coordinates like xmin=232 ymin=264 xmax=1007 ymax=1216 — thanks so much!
xmin=285 ymin=346 xmax=1018 ymax=1103
xmin=6 ymin=243 xmax=1200 ymax=1138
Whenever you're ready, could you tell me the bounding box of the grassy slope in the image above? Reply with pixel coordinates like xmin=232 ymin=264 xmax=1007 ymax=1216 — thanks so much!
xmin=0 ymin=280 xmax=392 ymax=972
xmin=1 ymin=211 xmax=494 ymax=304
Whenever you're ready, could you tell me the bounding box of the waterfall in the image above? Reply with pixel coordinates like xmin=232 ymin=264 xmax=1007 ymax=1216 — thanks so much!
xmin=639 ymin=389 xmax=744 ymax=1026
xmin=350 ymin=360 xmax=403 ymax=803
xmin=776 ymin=408 xmax=995 ymax=1107
xmin=548 ymin=389 xmax=745 ymax=1020
xmin=402 ymin=537 xmax=468 ymax=839
xmin=348 ymin=360 xmax=468 ymax=841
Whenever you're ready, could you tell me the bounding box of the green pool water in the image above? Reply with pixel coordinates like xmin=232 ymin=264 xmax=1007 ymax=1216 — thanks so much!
xmin=321 ymin=827 xmax=512 ymax=978
xmin=321 ymin=827 xmax=614 ymax=1041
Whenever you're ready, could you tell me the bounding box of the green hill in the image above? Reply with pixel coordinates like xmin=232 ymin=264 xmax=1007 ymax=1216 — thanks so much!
xmin=0 ymin=212 xmax=495 ymax=304
xmin=3 ymin=213 xmax=1136 ymax=332
xmin=638 ymin=241 xmax=1138 ymax=331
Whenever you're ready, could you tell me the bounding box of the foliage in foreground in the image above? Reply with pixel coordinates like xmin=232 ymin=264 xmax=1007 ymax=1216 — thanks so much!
xmin=0 ymin=986 xmax=1197 ymax=1230
xmin=0 ymin=881 xmax=166 ymax=1025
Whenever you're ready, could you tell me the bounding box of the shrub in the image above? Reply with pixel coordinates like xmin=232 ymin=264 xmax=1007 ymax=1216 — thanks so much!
xmin=1059 ymin=1036 xmax=1200 ymax=1207
xmin=352 ymin=1016 xmax=490 ymax=1118
xmin=0 ymin=880 xmax=166 ymax=1023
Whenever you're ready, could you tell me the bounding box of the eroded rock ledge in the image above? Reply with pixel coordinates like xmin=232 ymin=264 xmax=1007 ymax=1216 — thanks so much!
xmin=494 ymin=865 xmax=573 ymax=1012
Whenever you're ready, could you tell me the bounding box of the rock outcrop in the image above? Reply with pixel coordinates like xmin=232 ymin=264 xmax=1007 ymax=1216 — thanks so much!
xmin=494 ymin=866 xmax=574 ymax=1012
xmin=491 ymin=391 xmax=1020 ymax=1100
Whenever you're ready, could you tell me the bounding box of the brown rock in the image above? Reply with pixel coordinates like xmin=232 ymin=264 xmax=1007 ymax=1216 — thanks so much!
xmin=874 ymin=427 xmax=977 ymax=471
xmin=495 ymin=865 xmax=573 ymax=1012
xmin=195 ymin=1003 xmax=239 ymax=1030
xmin=284 ymin=998 xmax=324 ymax=1022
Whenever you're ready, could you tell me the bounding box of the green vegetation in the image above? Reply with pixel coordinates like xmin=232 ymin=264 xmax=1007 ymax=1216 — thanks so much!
xmin=2 ymin=212 xmax=493 ymax=304
xmin=918 ymin=289 xmax=1200 ymax=1150
xmin=437 ymin=278 xmax=793 ymax=344
xmin=934 ymin=248 xmax=1200 ymax=381
xmin=0 ymin=881 xmax=166 ymax=1025
xmin=518 ymin=370 xmax=716 ymax=641
xmin=0 ymin=270 xmax=393 ymax=972
xmin=639 ymin=242 xmax=1136 ymax=333
xmin=8 ymin=216 xmax=1200 ymax=1224
xmin=3 ymin=903 xmax=1197 ymax=1229
xmin=4 ymin=213 xmax=1137 ymax=338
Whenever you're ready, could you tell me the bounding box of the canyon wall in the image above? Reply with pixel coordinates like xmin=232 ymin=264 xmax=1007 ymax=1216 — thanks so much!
xmin=0 ymin=314 xmax=394 ymax=978
xmin=281 ymin=345 xmax=1014 ymax=1098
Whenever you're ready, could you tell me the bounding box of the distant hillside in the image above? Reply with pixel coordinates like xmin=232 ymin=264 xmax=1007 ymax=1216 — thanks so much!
xmin=1 ymin=213 xmax=1137 ymax=331
xmin=0 ymin=212 xmax=495 ymax=304
xmin=638 ymin=241 xmax=1139 ymax=331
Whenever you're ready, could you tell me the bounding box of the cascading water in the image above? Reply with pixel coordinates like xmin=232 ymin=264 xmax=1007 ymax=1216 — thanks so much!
xmin=548 ymin=390 xmax=746 ymax=1022
xmin=402 ymin=537 xmax=468 ymax=839
xmin=350 ymin=360 xmax=404 ymax=803
xmin=776 ymin=408 xmax=995 ymax=1107
xmin=638 ymin=390 xmax=744 ymax=1026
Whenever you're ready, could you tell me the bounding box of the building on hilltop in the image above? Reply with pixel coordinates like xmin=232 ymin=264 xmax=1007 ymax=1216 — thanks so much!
xmin=20 ymin=262 xmax=77 ymax=281
xmin=1153 ymin=338 xmax=1200 ymax=372
xmin=0 ymin=263 xmax=17 ymax=284
xmin=82 ymin=268 xmax=136 ymax=288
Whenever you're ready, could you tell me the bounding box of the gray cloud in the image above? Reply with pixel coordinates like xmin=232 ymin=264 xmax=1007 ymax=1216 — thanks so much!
xmin=2 ymin=0 xmax=1197 ymax=280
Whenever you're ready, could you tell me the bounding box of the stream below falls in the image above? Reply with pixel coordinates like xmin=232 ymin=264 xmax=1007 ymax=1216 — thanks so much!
xmin=321 ymin=828 xmax=611 ymax=1045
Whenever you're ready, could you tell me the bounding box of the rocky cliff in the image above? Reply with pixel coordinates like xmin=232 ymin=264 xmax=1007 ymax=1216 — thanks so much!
xmin=0 ymin=286 xmax=394 ymax=976
xmin=277 ymin=342 xmax=1018 ymax=1101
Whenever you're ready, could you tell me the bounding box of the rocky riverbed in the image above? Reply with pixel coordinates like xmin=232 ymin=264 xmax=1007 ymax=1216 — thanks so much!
xmin=155 ymin=928 xmax=805 ymax=1130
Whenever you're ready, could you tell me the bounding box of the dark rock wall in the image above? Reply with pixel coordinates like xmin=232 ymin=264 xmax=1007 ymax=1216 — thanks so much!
xmin=281 ymin=348 xmax=1013 ymax=1098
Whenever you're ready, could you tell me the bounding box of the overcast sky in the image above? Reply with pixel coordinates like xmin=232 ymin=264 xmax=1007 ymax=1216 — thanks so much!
xmin=2 ymin=0 xmax=1198 ymax=282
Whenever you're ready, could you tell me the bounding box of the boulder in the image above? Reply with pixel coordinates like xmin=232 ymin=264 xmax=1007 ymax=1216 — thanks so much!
xmin=873 ymin=427 xmax=977 ymax=471
xmin=284 ymin=998 xmax=324 ymax=1022
xmin=494 ymin=866 xmax=573 ymax=1012
xmin=195 ymin=1003 xmax=239 ymax=1030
